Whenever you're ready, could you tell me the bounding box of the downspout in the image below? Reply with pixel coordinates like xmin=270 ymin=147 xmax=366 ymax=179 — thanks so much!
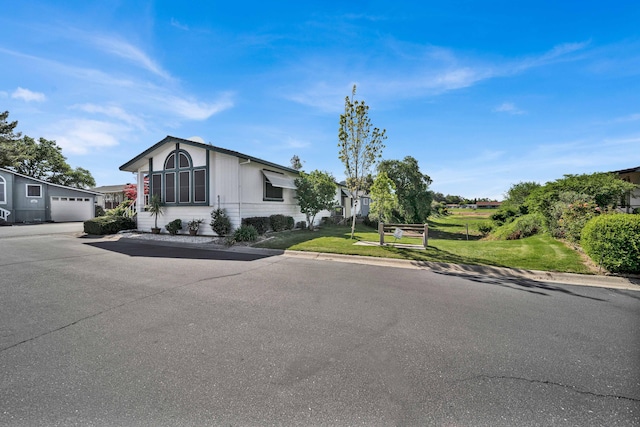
xmin=238 ymin=159 xmax=251 ymax=223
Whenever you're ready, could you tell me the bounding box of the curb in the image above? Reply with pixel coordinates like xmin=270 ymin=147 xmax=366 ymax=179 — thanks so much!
xmin=116 ymin=234 xmax=640 ymax=292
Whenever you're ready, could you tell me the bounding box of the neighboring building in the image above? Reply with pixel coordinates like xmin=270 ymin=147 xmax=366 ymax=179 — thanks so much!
xmin=612 ymin=166 xmax=640 ymax=213
xmin=0 ymin=167 xmax=100 ymax=223
xmin=120 ymin=135 xmax=315 ymax=234
xmin=91 ymin=184 xmax=126 ymax=209
xmin=476 ymin=201 xmax=502 ymax=209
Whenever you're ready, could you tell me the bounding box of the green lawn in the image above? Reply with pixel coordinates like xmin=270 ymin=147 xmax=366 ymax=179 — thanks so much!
xmin=254 ymin=211 xmax=592 ymax=274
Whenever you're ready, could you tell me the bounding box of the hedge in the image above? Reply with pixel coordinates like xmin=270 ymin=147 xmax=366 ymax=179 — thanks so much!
xmin=242 ymin=217 xmax=270 ymax=235
xmin=84 ymin=216 xmax=136 ymax=235
xmin=581 ymin=214 xmax=640 ymax=274
xmin=269 ymin=214 xmax=294 ymax=232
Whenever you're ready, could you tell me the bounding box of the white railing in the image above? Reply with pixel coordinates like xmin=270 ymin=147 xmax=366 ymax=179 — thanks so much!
xmin=0 ymin=208 xmax=10 ymax=222
xmin=123 ymin=201 xmax=137 ymax=218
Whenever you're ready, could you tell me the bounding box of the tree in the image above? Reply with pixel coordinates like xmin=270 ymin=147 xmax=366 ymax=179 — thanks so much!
xmin=338 ymin=85 xmax=387 ymax=238
xmin=0 ymin=112 xmax=95 ymax=189
xmin=290 ymin=155 xmax=303 ymax=171
xmin=377 ymin=156 xmax=433 ymax=224
xmin=502 ymin=181 xmax=540 ymax=213
xmin=294 ymin=170 xmax=337 ymax=230
xmin=0 ymin=111 xmax=21 ymax=168
xmin=368 ymin=171 xmax=398 ymax=223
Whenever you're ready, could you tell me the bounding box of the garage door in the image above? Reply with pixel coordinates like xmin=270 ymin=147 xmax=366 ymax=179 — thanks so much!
xmin=50 ymin=197 xmax=94 ymax=222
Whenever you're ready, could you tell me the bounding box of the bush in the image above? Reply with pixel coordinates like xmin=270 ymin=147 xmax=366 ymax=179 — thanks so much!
xmin=491 ymin=213 xmax=544 ymax=240
xmin=106 ymin=199 xmax=132 ymax=217
xmin=362 ymin=215 xmax=379 ymax=229
xmin=490 ymin=206 xmax=519 ymax=226
xmin=286 ymin=216 xmax=295 ymax=230
xmin=581 ymin=214 xmax=640 ymax=274
xmin=269 ymin=214 xmax=291 ymax=232
xmin=165 ymin=219 xmax=182 ymax=235
xmin=296 ymin=220 xmax=307 ymax=230
xmin=477 ymin=222 xmax=493 ymax=236
xmin=242 ymin=216 xmax=270 ymax=235
xmin=210 ymin=208 xmax=232 ymax=236
xmin=234 ymin=224 xmax=258 ymax=242
xmin=84 ymin=216 xmax=136 ymax=235
xmin=95 ymin=205 xmax=105 ymax=217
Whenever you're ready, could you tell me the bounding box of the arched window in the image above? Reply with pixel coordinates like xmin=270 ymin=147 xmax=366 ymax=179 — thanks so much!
xmin=0 ymin=175 xmax=6 ymax=204
xmin=151 ymin=148 xmax=206 ymax=205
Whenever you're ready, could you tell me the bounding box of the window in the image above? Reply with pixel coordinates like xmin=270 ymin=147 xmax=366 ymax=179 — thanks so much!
xmin=264 ymin=180 xmax=283 ymax=200
xmin=0 ymin=176 xmax=5 ymax=204
xmin=262 ymin=170 xmax=296 ymax=202
xmin=26 ymin=184 xmax=42 ymax=198
xmin=165 ymin=172 xmax=176 ymax=203
xmin=152 ymin=148 xmax=206 ymax=205
xmin=194 ymin=170 xmax=206 ymax=203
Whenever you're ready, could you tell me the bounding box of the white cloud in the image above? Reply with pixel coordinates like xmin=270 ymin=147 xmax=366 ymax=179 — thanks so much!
xmin=170 ymin=18 xmax=189 ymax=31
xmin=613 ymin=113 xmax=640 ymax=123
xmin=493 ymin=102 xmax=525 ymax=115
xmin=72 ymin=103 xmax=146 ymax=130
xmin=89 ymin=35 xmax=171 ymax=80
xmin=162 ymin=93 xmax=235 ymax=120
xmin=11 ymin=87 xmax=46 ymax=102
xmin=53 ymin=119 xmax=124 ymax=155
xmin=284 ymin=40 xmax=589 ymax=111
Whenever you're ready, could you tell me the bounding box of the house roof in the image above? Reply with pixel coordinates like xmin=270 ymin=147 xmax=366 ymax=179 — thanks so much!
xmin=0 ymin=167 xmax=101 ymax=195
xmin=119 ymin=135 xmax=300 ymax=174
xmin=91 ymin=184 xmax=127 ymax=194
xmin=611 ymin=166 xmax=640 ymax=174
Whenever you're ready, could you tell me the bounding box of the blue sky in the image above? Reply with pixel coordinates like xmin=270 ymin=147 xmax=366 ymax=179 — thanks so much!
xmin=1 ymin=1 xmax=639 ymax=200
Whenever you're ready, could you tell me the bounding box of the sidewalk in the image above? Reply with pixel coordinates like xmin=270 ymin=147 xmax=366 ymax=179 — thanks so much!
xmin=118 ymin=233 xmax=640 ymax=292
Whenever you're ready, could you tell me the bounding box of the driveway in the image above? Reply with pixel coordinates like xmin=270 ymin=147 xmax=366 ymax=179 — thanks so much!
xmin=0 ymin=221 xmax=84 ymax=238
xmin=1 ymin=230 xmax=639 ymax=425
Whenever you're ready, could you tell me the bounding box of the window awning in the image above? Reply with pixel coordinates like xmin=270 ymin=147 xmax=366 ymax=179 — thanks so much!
xmin=262 ymin=170 xmax=297 ymax=189
xmin=341 ymin=188 xmax=352 ymax=197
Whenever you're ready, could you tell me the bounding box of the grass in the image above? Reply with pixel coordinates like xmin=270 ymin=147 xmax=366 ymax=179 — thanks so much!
xmin=253 ymin=210 xmax=592 ymax=274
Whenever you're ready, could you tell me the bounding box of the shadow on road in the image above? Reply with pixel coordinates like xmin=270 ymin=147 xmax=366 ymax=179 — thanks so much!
xmin=84 ymin=239 xmax=279 ymax=262
xmin=428 ymin=267 xmax=607 ymax=301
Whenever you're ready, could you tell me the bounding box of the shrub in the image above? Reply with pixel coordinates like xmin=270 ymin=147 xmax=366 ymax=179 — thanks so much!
xmin=296 ymin=220 xmax=307 ymax=229
xmin=269 ymin=214 xmax=290 ymax=232
xmin=106 ymin=199 xmax=132 ymax=217
xmin=234 ymin=224 xmax=258 ymax=242
xmin=242 ymin=216 xmax=270 ymax=235
xmin=477 ymin=222 xmax=493 ymax=236
xmin=581 ymin=214 xmax=640 ymax=274
xmin=286 ymin=216 xmax=295 ymax=230
xmin=165 ymin=219 xmax=182 ymax=235
xmin=210 ymin=208 xmax=232 ymax=236
xmin=491 ymin=213 xmax=544 ymax=240
xmin=362 ymin=215 xmax=379 ymax=230
xmin=490 ymin=206 xmax=519 ymax=226
xmin=95 ymin=205 xmax=105 ymax=217
xmin=84 ymin=216 xmax=136 ymax=235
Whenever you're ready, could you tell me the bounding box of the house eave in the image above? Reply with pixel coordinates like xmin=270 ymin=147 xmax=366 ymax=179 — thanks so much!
xmin=0 ymin=167 xmax=102 ymax=195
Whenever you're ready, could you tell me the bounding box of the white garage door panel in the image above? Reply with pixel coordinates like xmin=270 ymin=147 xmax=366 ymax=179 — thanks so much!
xmin=51 ymin=197 xmax=93 ymax=222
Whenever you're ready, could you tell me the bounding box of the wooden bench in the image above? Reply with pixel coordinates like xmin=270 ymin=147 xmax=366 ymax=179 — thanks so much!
xmin=378 ymin=222 xmax=429 ymax=248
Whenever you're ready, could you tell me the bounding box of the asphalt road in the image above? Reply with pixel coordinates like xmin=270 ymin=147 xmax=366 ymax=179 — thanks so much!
xmin=1 ymin=225 xmax=639 ymax=426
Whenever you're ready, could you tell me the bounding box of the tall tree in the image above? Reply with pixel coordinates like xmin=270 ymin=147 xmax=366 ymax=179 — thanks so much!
xmin=338 ymin=85 xmax=386 ymax=238
xmin=368 ymin=171 xmax=398 ymax=223
xmin=290 ymin=155 xmax=303 ymax=171
xmin=0 ymin=112 xmax=95 ymax=189
xmin=378 ymin=156 xmax=432 ymax=223
xmin=0 ymin=111 xmax=21 ymax=168
xmin=294 ymin=170 xmax=337 ymax=230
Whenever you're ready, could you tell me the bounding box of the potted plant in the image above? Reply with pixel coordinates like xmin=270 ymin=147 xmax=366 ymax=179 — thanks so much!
xmin=187 ymin=218 xmax=204 ymax=236
xmin=148 ymin=194 xmax=163 ymax=234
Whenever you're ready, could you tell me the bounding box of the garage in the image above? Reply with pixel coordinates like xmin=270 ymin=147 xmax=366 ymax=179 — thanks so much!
xmin=50 ymin=196 xmax=94 ymax=222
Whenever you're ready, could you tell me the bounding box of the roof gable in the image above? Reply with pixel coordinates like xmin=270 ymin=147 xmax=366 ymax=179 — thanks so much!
xmin=120 ymin=135 xmax=300 ymax=175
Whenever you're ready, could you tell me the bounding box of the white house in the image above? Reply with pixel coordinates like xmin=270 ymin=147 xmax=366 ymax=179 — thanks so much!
xmin=120 ymin=135 xmax=319 ymax=234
